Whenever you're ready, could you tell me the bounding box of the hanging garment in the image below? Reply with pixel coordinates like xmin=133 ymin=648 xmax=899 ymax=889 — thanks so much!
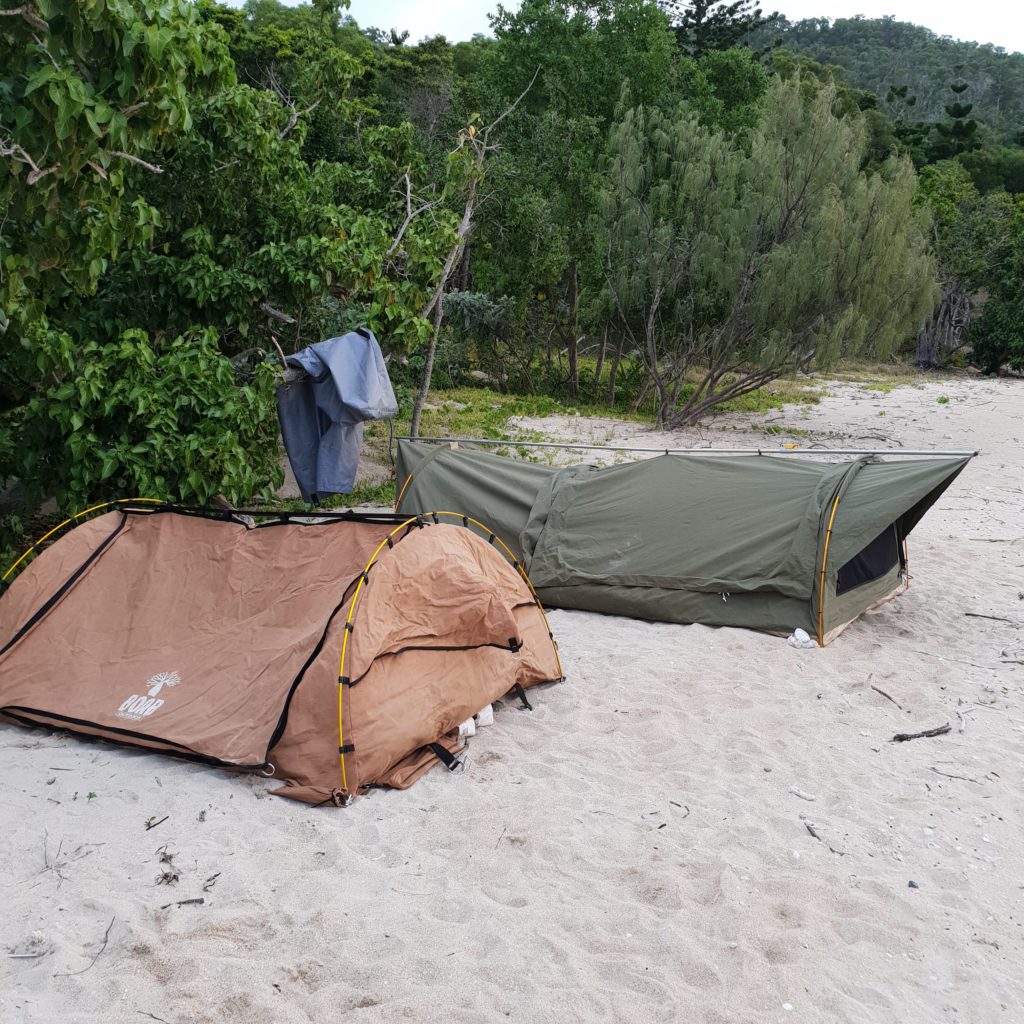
xmin=276 ymin=328 xmax=398 ymax=501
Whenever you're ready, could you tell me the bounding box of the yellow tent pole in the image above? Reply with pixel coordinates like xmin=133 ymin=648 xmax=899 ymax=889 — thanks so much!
xmin=393 ymin=473 xmax=414 ymax=511
xmin=335 ymin=510 xmax=563 ymax=798
xmin=816 ymin=494 xmax=842 ymax=647
xmin=429 ymin=511 xmax=563 ymax=680
xmin=337 ymin=517 xmax=420 ymax=793
xmin=1 ymin=498 xmax=165 ymax=585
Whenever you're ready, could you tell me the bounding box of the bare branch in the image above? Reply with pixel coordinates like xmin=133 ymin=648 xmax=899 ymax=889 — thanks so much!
xmin=258 ymin=301 xmax=296 ymax=325
xmin=107 ymin=150 xmax=163 ymax=174
xmin=485 ymin=66 xmax=540 ymax=136
xmin=278 ymin=99 xmax=321 ymax=140
xmin=0 ymin=136 xmax=57 ymax=184
xmin=387 ymin=172 xmax=440 ymax=257
xmin=1 ymin=3 xmax=48 ymax=33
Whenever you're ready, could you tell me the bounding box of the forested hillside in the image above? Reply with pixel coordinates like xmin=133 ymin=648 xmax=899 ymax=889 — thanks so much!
xmin=1 ymin=0 xmax=1022 ymax=556
xmin=763 ymin=16 xmax=1024 ymax=138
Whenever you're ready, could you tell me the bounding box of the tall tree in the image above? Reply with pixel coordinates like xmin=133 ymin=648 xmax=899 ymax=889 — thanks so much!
xmin=664 ymin=0 xmax=777 ymax=58
xmin=601 ymin=78 xmax=935 ymax=427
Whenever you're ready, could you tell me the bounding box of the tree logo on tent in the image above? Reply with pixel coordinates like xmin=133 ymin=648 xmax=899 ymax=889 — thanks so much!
xmin=115 ymin=671 xmax=181 ymax=722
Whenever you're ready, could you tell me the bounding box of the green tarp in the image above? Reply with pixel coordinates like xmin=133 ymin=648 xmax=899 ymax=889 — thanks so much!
xmin=395 ymin=440 xmax=970 ymax=643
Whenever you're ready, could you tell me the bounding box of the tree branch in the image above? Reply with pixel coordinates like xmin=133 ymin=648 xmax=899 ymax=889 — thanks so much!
xmin=278 ymin=99 xmax=321 ymax=140
xmin=107 ymin=150 xmax=163 ymax=174
xmin=258 ymin=301 xmax=296 ymax=325
xmin=0 ymin=3 xmax=48 ymax=33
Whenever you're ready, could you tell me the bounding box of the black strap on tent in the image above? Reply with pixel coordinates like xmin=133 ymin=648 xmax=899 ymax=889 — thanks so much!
xmin=512 ymin=683 xmax=533 ymax=711
xmin=429 ymin=743 xmax=462 ymax=772
xmin=0 ymin=513 xmax=127 ymax=658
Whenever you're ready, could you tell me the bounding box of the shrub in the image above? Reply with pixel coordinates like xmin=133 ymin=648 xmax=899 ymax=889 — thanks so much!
xmin=16 ymin=327 xmax=283 ymax=508
xmin=969 ymin=298 xmax=1024 ymax=375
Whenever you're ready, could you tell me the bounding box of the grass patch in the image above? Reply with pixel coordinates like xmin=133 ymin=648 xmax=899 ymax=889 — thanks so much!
xmin=858 ymin=376 xmax=919 ymax=394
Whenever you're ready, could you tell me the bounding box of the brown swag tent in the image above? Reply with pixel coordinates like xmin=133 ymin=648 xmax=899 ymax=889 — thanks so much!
xmin=0 ymin=502 xmax=562 ymax=804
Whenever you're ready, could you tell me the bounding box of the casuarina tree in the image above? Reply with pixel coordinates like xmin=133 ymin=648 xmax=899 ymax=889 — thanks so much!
xmin=601 ymin=77 xmax=936 ymax=427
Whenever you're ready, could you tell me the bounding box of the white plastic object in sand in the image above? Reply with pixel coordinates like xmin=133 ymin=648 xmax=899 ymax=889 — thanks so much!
xmin=474 ymin=704 xmax=494 ymax=728
xmin=786 ymin=628 xmax=815 ymax=649
xmin=458 ymin=717 xmax=476 ymax=738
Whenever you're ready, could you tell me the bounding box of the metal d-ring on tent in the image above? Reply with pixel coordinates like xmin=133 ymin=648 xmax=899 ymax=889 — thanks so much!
xmin=0 ymin=501 xmax=562 ymax=805
xmin=394 ymin=437 xmax=977 ymax=645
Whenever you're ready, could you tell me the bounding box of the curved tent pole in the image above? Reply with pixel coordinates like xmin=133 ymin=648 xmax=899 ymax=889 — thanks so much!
xmin=335 ymin=510 xmax=563 ymax=798
xmin=336 ymin=516 xmax=420 ymax=794
xmin=813 ymin=458 xmax=873 ymax=647
xmin=1 ymin=498 xmax=166 ymax=590
xmin=816 ymin=494 xmax=842 ymax=647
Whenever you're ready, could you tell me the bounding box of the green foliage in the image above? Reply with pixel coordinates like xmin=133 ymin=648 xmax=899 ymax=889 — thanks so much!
xmin=913 ymin=161 xmax=1021 ymax=366
xmin=0 ymin=0 xmax=233 ymax=385
xmin=969 ymin=299 xmax=1024 ymax=375
xmin=758 ymin=16 xmax=1024 ymax=140
xmin=601 ymin=77 xmax=935 ymax=426
xmin=664 ymin=0 xmax=778 ymax=58
xmin=16 ymin=328 xmax=283 ymax=508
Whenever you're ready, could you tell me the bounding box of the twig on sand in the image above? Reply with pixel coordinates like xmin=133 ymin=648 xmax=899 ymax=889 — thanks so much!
xmin=53 ymin=917 xmax=115 ymax=976
xmin=494 ymin=826 xmax=507 ymax=849
xmin=907 ymin=650 xmax=992 ymax=671
xmin=138 ymin=1013 xmax=172 ymax=1024
xmin=805 ymin=822 xmax=821 ymax=841
xmin=930 ymin=766 xmax=980 ymax=784
xmin=965 ymin=612 xmax=1020 ymax=626
xmin=789 ymin=786 xmax=816 ymax=801
xmin=144 ymin=816 xmax=168 ymax=831
xmin=871 ymin=685 xmax=903 ymax=710
xmin=160 ymin=897 xmax=204 ymax=910
xmin=892 ymin=724 xmax=950 ymax=743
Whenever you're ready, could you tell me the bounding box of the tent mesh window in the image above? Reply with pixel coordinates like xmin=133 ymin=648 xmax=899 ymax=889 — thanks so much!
xmin=835 ymin=524 xmax=902 ymax=596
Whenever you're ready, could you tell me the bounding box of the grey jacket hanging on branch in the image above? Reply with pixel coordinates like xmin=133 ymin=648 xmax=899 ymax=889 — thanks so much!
xmin=276 ymin=328 xmax=398 ymax=502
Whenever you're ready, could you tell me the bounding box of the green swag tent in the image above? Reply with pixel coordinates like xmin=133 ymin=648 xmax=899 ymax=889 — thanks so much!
xmin=395 ymin=440 xmax=972 ymax=646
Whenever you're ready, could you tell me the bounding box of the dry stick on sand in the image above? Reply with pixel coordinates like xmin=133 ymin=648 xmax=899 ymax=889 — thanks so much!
xmin=53 ymin=916 xmax=115 ymax=977
xmin=965 ymin=612 xmax=1021 ymax=626
xmin=892 ymin=723 xmax=951 ymax=743
xmin=160 ymin=897 xmax=205 ymax=910
xmin=871 ymin=685 xmax=904 ymax=710
xmin=930 ymin=766 xmax=981 ymax=784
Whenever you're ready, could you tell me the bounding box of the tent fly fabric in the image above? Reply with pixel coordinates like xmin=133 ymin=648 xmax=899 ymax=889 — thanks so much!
xmin=395 ymin=440 xmax=972 ymax=645
xmin=0 ymin=503 xmax=562 ymax=805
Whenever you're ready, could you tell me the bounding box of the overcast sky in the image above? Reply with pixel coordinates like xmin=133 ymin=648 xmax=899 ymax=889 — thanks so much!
xmin=343 ymin=1 xmax=1024 ymax=53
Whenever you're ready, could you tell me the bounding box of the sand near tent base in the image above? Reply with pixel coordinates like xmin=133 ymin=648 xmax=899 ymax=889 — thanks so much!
xmin=2 ymin=373 xmax=1023 ymax=1023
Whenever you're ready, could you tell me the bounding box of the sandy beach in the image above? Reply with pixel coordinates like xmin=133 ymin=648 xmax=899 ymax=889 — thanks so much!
xmin=2 ymin=373 xmax=1022 ymax=1023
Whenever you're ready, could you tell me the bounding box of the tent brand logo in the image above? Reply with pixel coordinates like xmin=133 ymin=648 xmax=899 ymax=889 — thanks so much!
xmin=115 ymin=671 xmax=181 ymax=722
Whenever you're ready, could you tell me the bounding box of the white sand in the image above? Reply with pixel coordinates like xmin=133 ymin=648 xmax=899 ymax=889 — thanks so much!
xmin=2 ymin=374 xmax=1023 ymax=1023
